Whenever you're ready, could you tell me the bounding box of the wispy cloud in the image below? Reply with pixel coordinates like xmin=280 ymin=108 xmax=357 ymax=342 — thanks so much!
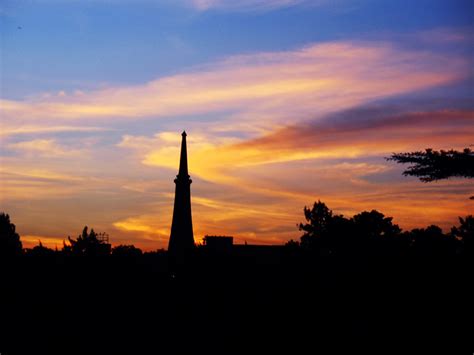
xmin=183 ymin=0 xmax=360 ymax=12
xmin=235 ymin=108 xmax=474 ymax=155
xmin=1 ymin=40 xmax=466 ymax=138
xmin=0 ymin=125 xmax=108 ymax=137
xmin=121 ymin=108 xmax=473 ymax=185
xmin=17 ymin=0 xmax=330 ymax=13
xmin=8 ymin=139 xmax=82 ymax=157
xmin=188 ymin=0 xmax=308 ymax=12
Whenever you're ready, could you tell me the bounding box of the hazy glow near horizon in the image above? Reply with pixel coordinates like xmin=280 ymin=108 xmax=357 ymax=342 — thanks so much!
xmin=1 ymin=0 xmax=473 ymax=249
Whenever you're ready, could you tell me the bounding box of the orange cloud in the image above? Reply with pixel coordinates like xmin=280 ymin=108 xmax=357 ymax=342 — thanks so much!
xmin=112 ymin=211 xmax=175 ymax=247
xmin=0 ymin=125 xmax=107 ymax=137
xmin=134 ymin=109 xmax=473 ymax=185
xmin=235 ymin=109 xmax=474 ymax=155
xmin=1 ymin=41 xmax=466 ymax=138
xmin=8 ymin=139 xmax=81 ymax=157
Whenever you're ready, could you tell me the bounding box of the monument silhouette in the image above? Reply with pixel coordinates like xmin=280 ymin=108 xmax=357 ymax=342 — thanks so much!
xmin=168 ymin=131 xmax=195 ymax=255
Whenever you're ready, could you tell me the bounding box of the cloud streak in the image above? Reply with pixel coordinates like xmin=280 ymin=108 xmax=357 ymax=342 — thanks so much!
xmin=8 ymin=139 xmax=82 ymax=157
xmin=236 ymin=108 xmax=474 ymax=155
xmin=133 ymin=108 xmax=473 ymax=185
xmin=188 ymin=0 xmax=308 ymax=11
xmin=1 ymin=40 xmax=466 ymax=138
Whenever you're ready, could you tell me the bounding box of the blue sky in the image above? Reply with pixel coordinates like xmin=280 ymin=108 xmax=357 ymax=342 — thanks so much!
xmin=3 ymin=0 xmax=472 ymax=98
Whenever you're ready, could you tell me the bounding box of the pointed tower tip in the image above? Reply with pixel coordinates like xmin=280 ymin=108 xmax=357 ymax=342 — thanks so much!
xmin=177 ymin=130 xmax=189 ymax=177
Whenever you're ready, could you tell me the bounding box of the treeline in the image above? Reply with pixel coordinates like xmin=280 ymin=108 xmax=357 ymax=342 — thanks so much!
xmin=0 ymin=215 xmax=155 ymax=258
xmin=1 ymin=204 xmax=473 ymax=354
xmin=287 ymin=200 xmax=473 ymax=257
xmin=1 ymin=201 xmax=473 ymax=259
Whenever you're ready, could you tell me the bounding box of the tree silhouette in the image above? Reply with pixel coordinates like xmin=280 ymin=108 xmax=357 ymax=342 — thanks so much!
xmin=388 ymin=148 xmax=474 ymax=199
xmin=299 ymin=201 xmax=358 ymax=252
xmin=299 ymin=200 xmax=333 ymax=249
xmin=409 ymin=225 xmax=457 ymax=256
xmin=388 ymin=148 xmax=474 ymax=181
xmin=112 ymin=244 xmax=143 ymax=257
xmin=451 ymin=215 xmax=474 ymax=254
xmin=352 ymin=210 xmax=401 ymax=239
xmin=0 ymin=212 xmax=22 ymax=257
xmin=64 ymin=226 xmax=111 ymax=256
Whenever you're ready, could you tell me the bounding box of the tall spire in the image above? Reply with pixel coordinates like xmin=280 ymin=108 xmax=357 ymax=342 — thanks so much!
xmin=178 ymin=131 xmax=189 ymax=177
xmin=168 ymin=131 xmax=195 ymax=256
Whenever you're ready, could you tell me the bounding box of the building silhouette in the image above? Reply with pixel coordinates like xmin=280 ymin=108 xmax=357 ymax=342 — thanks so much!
xmin=168 ymin=131 xmax=195 ymax=255
xmin=203 ymin=235 xmax=234 ymax=254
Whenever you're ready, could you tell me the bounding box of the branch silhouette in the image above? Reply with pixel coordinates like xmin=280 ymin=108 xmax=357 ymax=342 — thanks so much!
xmin=387 ymin=147 xmax=474 ymax=199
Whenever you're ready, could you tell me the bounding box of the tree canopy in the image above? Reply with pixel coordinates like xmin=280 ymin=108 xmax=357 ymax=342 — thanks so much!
xmin=387 ymin=147 xmax=474 ymax=182
xmin=0 ymin=212 xmax=23 ymax=257
xmin=451 ymin=215 xmax=474 ymax=254
xmin=388 ymin=147 xmax=474 ymax=199
xmin=299 ymin=200 xmax=333 ymax=241
xmin=298 ymin=201 xmax=401 ymax=252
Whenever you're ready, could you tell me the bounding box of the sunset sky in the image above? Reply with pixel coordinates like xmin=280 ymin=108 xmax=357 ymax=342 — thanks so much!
xmin=1 ymin=0 xmax=473 ymax=249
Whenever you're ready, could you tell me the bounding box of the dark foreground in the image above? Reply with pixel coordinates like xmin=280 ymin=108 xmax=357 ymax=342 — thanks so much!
xmin=1 ymin=247 xmax=473 ymax=355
